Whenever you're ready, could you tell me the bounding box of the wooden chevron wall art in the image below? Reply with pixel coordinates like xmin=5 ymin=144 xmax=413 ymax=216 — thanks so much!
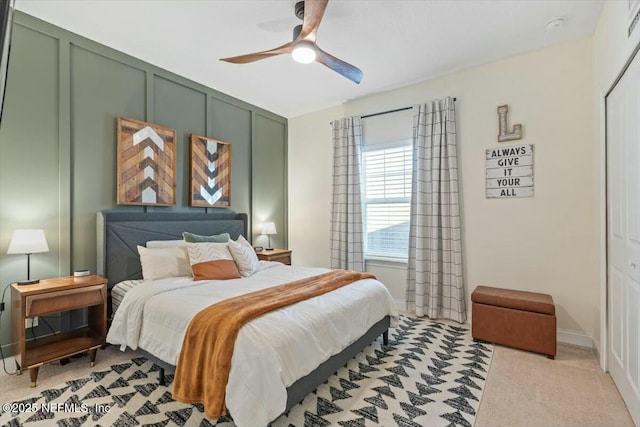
xmin=117 ymin=117 xmax=176 ymax=206
xmin=190 ymin=134 xmax=231 ymax=207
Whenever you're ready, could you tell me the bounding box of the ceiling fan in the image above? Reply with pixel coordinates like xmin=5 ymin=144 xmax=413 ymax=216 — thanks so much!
xmin=220 ymin=0 xmax=363 ymax=84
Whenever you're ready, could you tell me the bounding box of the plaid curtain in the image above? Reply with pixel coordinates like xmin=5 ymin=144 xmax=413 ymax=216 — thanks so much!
xmin=330 ymin=117 xmax=364 ymax=271
xmin=406 ymin=98 xmax=466 ymax=322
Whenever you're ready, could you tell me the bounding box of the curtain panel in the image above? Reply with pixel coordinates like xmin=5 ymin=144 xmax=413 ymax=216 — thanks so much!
xmin=330 ymin=117 xmax=365 ymax=271
xmin=406 ymin=98 xmax=466 ymax=322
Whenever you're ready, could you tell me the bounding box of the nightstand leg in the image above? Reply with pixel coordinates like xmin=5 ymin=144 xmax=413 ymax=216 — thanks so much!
xmin=158 ymin=367 xmax=166 ymax=386
xmin=29 ymin=366 xmax=39 ymax=387
xmin=88 ymin=347 xmax=98 ymax=367
xmin=15 ymin=362 xmax=22 ymax=375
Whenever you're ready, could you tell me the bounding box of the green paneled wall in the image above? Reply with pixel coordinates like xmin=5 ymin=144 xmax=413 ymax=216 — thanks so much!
xmin=252 ymin=114 xmax=287 ymax=250
xmin=0 ymin=24 xmax=65 ymax=337
xmin=70 ymin=45 xmax=147 ymax=271
xmin=0 ymin=12 xmax=287 ymax=352
xmin=152 ymin=76 xmax=207 ymax=209
xmin=210 ymin=98 xmax=252 ymax=218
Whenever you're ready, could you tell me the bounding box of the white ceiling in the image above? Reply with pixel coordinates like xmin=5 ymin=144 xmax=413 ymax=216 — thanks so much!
xmin=16 ymin=0 xmax=603 ymax=118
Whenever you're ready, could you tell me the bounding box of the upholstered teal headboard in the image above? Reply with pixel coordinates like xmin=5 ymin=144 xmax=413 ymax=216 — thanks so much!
xmin=97 ymin=209 xmax=248 ymax=290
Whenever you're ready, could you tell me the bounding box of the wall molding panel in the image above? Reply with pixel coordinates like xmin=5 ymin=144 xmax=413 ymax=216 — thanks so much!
xmin=0 ymin=11 xmax=287 ymax=348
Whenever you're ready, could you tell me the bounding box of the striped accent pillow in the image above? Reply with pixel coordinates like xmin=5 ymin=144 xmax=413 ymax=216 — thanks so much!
xmin=228 ymin=236 xmax=260 ymax=277
xmin=187 ymin=242 xmax=240 ymax=281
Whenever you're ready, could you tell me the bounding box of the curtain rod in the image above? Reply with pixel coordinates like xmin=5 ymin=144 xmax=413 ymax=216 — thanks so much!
xmin=361 ymin=98 xmax=457 ymax=119
xmin=361 ymin=106 xmax=411 ymax=119
xmin=329 ymin=98 xmax=457 ymax=125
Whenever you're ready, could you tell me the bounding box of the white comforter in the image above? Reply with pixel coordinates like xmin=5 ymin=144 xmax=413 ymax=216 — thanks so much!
xmin=107 ymin=262 xmax=397 ymax=427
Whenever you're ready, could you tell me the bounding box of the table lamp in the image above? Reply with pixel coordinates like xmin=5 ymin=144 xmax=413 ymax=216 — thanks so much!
xmin=261 ymin=222 xmax=276 ymax=250
xmin=7 ymin=229 xmax=49 ymax=285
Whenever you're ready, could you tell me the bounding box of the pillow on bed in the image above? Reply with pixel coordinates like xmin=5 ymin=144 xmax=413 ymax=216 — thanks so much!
xmin=228 ymin=236 xmax=260 ymax=277
xmin=183 ymin=232 xmax=230 ymax=243
xmin=137 ymin=245 xmax=192 ymax=281
xmin=146 ymin=239 xmax=187 ymax=248
xmin=187 ymin=242 xmax=241 ymax=280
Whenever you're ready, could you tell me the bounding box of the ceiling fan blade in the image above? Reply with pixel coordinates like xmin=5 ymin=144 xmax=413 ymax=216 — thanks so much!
xmin=299 ymin=0 xmax=329 ymax=42
xmin=315 ymin=46 xmax=363 ymax=84
xmin=220 ymin=41 xmax=294 ymax=64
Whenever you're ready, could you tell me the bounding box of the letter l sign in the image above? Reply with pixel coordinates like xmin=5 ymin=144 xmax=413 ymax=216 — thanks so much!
xmin=497 ymin=105 xmax=523 ymax=142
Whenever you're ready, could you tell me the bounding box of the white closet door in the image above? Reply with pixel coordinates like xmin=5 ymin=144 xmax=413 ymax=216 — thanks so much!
xmin=607 ymin=50 xmax=640 ymax=427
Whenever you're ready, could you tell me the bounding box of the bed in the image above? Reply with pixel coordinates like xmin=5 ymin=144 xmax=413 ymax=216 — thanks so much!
xmin=97 ymin=210 xmax=397 ymax=427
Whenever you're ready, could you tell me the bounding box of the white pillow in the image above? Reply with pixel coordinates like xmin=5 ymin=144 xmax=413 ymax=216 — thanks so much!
xmin=228 ymin=236 xmax=260 ymax=277
xmin=187 ymin=242 xmax=241 ymax=280
xmin=146 ymin=239 xmax=187 ymax=248
xmin=186 ymin=242 xmax=234 ymax=264
xmin=137 ymin=245 xmax=192 ymax=281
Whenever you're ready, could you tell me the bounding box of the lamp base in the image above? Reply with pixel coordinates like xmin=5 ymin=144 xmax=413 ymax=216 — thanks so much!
xmin=16 ymin=279 xmax=39 ymax=286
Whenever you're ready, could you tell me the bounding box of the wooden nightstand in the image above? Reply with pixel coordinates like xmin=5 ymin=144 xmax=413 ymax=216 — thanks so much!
xmin=256 ymin=249 xmax=292 ymax=265
xmin=11 ymin=275 xmax=107 ymax=387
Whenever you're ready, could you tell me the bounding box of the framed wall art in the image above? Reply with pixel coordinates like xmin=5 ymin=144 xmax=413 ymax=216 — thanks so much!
xmin=190 ymin=134 xmax=232 ymax=207
xmin=116 ymin=116 xmax=176 ymax=206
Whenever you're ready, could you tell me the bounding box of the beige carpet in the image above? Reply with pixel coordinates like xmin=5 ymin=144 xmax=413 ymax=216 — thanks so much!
xmin=0 ymin=346 xmax=136 ymax=403
xmin=0 ymin=342 xmax=634 ymax=426
xmin=475 ymin=343 xmax=634 ymax=427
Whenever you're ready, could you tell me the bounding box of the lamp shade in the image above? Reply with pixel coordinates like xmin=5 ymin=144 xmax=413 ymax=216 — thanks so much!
xmin=261 ymin=222 xmax=277 ymax=235
xmin=7 ymin=229 xmax=49 ymax=254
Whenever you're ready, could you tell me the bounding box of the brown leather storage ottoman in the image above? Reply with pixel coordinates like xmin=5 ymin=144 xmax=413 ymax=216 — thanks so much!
xmin=471 ymin=285 xmax=556 ymax=359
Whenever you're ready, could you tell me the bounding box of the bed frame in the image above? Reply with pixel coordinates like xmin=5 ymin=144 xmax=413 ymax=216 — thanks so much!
xmin=96 ymin=209 xmax=390 ymax=418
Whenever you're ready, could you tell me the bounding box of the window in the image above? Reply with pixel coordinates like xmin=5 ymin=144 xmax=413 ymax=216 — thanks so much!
xmin=361 ymin=110 xmax=413 ymax=260
xmin=361 ymin=144 xmax=412 ymax=259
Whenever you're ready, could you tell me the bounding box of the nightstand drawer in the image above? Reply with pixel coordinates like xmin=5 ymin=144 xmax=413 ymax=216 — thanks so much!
xmin=256 ymin=249 xmax=292 ymax=265
xmin=26 ymin=284 xmax=105 ymax=317
xmin=270 ymin=254 xmax=291 ymax=265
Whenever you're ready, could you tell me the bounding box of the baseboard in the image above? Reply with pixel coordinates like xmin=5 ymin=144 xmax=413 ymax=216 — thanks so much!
xmin=385 ymin=300 xmax=592 ymax=350
xmin=557 ymin=328 xmax=594 ymax=349
xmin=592 ymin=343 xmax=601 ymax=364
xmin=466 ymin=317 xmax=594 ymax=348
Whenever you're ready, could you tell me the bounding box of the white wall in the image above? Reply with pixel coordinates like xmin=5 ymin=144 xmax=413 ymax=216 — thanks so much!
xmin=592 ymin=1 xmax=640 ymax=363
xmin=594 ymin=1 xmax=640 ymax=91
xmin=289 ymin=37 xmax=600 ymax=346
xmin=288 ymin=104 xmax=345 ymax=267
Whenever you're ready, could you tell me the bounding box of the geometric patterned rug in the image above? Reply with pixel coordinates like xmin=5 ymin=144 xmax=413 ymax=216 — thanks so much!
xmin=0 ymin=316 xmax=493 ymax=427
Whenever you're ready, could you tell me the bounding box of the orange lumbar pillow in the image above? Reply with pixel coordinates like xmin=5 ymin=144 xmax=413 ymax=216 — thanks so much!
xmin=187 ymin=242 xmax=240 ymax=281
xmin=191 ymin=259 xmax=241 ymax=281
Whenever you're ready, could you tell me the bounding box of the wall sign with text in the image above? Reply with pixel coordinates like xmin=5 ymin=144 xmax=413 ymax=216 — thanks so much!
xmin=486 ymin=144 xmax=534 ymax=198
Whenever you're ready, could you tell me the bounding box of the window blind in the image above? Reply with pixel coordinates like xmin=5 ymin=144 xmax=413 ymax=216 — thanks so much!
xmin=361 ymin=110 xmax=413 ymax=259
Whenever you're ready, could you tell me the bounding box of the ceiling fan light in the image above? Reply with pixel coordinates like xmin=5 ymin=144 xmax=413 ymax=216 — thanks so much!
xmin=292 ymin=42 xmax=316 ymax=64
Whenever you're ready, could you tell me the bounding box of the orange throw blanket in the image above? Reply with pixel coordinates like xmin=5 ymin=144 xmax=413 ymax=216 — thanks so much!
xmin=172 ymin=269 xmax=375 ymax=419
